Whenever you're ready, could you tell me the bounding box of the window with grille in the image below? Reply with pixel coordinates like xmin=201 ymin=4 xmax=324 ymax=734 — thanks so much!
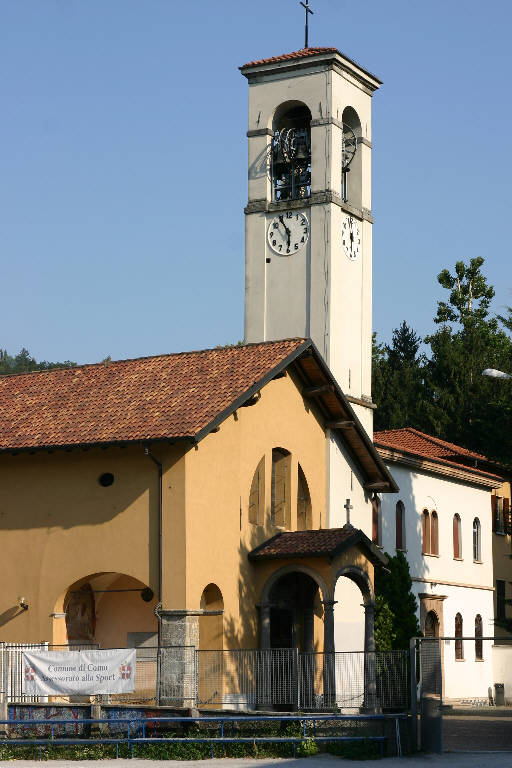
xmin=455 ymin=612 xmax=463 ymax=660
xmin=473 ymin=517 xmax=481 ymax=561
xmin=475 ymin=614 xmax=483 ymax=660
xmin=396 ymin=501 xmax=405 ymax=550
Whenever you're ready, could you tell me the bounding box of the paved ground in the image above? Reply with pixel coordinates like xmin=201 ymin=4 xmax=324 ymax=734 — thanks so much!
xmin=443 ymin=713 xmax=512 ymax=751
xmin=1 ymin=756 xmax=512 ymax=767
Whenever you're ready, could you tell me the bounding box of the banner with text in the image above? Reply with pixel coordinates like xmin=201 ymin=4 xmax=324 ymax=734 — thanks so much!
xmin=22 ymin=649 xmax=137 ymax=696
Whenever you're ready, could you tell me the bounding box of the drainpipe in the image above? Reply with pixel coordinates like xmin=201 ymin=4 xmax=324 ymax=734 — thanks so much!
xmin=144 ymin=445 xmax=163 ymax=645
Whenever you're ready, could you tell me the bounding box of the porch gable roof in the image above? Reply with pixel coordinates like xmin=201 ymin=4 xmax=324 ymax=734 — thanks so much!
xmin=248 ymin=526 xmax=388 ymax=567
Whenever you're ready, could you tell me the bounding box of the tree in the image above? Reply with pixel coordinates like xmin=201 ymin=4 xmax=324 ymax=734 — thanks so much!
xmin=374 ymin=551 xmax=421 ymax=650
xmin=372 ymin=323 xmax=426 ymax=433
xmin=0 ymin=347 xmax=76 ymax=375
xmin=425 ymin=257 xmax=512 ymax=462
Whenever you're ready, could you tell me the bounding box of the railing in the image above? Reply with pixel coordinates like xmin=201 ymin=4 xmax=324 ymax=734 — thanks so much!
xmin=0 ymin=713 xmax=408 ymax=758
xmin=1 ymin=645 xmax=409 ymax=712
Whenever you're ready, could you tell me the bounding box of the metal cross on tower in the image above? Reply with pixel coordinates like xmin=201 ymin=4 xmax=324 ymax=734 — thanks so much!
xmin=300 ymin=0 xmax=314 ymax=48
xmin=344 ymin=498 xmax=353 ymax=526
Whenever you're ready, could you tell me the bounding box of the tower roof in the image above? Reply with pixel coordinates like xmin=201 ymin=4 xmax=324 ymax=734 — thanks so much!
xmin=240 ymin=47 xmax=382 ymax=89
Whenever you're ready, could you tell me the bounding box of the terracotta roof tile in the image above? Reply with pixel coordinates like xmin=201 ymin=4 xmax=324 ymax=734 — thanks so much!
xmin=373 ymin=427 xmax=502 ymax=480
xmin=0 ymin=339 xmax=306 ymax=451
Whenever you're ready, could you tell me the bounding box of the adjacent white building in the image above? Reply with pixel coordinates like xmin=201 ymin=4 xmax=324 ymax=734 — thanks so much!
xmin=374 ymin=428 xmax=502 ymax=699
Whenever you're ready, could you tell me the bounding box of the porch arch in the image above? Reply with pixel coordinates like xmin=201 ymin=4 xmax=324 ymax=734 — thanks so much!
xmin=333 ymin=565 xmax=375 ymax=655
xmin=259 ymin=564 xmax=330 ymax=652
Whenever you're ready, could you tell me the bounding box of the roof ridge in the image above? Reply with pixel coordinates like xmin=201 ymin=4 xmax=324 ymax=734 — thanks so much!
xmin=0 ymin=338 xmax=307 ymax=381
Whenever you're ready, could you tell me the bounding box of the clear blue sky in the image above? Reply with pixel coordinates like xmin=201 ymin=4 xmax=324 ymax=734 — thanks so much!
xmin=1 ymin=0 xmax=511 ymax=364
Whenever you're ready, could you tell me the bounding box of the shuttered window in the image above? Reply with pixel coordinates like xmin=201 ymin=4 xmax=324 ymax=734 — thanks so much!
xmin=248 ymin=456 xmax=265 ymax=525
xmin=422 ymin=510 xmax=430 ymax=554
xmin=297 ymin=465 xmax=312 ymax=531
xmin=431 ymin=511 xmax=439 ymax=555
xmin=453 ymin=514 xmax=461 ymax=558
xmin=271 ymin=448 xmax=290 ymax=528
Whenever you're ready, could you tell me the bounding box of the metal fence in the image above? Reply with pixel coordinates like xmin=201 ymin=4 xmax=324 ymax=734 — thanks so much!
xmin=0 ymin=645 xmax=408 ymax=712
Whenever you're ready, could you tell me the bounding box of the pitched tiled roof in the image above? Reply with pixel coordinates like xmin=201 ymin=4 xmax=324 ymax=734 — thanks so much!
xmin=248 ymin=526 xmax=387 ymax=565
xmin=242 ymin=47 xmax=339 ymax=68
xmin=374 ymin=427 xmax=502 ymax=481
xmin=0 ymin=339 xmax=306 ymax=451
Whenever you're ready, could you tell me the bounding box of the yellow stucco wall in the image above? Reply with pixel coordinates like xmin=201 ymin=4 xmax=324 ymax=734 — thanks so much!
xmin=0 ymin=443 xmax=183 ymax=644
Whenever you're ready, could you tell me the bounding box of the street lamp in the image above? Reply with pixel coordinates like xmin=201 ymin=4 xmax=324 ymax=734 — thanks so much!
xmin=482 ymin=368 xmax=512 ymax=380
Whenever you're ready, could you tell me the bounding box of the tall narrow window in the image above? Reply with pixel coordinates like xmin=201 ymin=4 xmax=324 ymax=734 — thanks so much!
xmin=497 ymin=580 xmax=506 ymax=621
xmin=422 ymin=510 xmax=430 ymax=554
xmin=248 ymin=456 xmax=265 ymax=526
xmin=297 ymin=465 xmax=312 ymax=531
xmin=493 ymin=495 xmax=504 ymax=534
xmin=396 ymin=501 xmax=405 ymax=550
xmin=455 ymin=612 xmax=463 ymax=660
xmin=372 ymin=496 xmax=381 ymax=546
xmin=431 ymin=511 xmax=439 ymax=555
xmin=475 ymin=614 xmax=483 ymax=660
xmin=271 ymin=448 xmax=290 ymax=528
xmin=473 ymin=517 xmax=481 ymax=561
xmin=453 ymin=514 xmax=462 ymax=558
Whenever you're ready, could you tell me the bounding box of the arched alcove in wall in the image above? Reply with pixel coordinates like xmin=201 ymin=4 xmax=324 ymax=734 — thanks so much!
xmin=199 ymin=583 xmax=224 ymax=651
xmin=54 ymin=572 xmax=158 ymax=648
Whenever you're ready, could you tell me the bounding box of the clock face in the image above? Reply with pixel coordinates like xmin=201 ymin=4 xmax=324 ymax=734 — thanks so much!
xmin=267 ymin=211 xmax=309 ymax=255
xmin=341 ymin=215 xmax=361 ymax=261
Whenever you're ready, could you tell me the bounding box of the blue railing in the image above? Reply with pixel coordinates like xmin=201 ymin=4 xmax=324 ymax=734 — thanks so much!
xmin=0 ymin=713 xmax=407 ymax=758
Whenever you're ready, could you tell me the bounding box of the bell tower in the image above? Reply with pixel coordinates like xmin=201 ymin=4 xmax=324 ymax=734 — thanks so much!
xmin=241 ymin=48 xmax=381 ymax=434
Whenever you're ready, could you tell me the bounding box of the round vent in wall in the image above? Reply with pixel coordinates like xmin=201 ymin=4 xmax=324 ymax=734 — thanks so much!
xmin=98 ymin=472 xmax=114 ymax=487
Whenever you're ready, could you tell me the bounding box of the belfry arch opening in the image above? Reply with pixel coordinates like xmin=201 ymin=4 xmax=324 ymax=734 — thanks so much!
xmin=270 ymin=101 xmax=312 ymax=202
xmin=341 ymin=106 xmax=362 ymax=208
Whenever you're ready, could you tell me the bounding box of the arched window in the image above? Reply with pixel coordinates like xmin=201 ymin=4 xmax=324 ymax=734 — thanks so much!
xmin=431 ymin=511 xmax=439 ymax=556
xmin=475 ymin=614 xmax=483 ymax=660
xmin=248 ymin=456 xmax=265 ymax=526
xmin=453 ymin=514 xmax=462 ymax=559
xmin=297 ymin=465 xmax=312 ymax=531
xmin=422 ymin=510 xmax=431 ymax=554
xmin=455 ymin=612 xmax=463 ymax=660
xmin=396 ymin=501 xmax=405 ymax=550
xmin=473 ymin=518 xmax=481 ymax=561
xmin=424 ymin=610 xmax=439 ymax=638
xmin=271 ymin=103 xmax=311 ymax=202
xmin=271 ymin=448 xmax=291 ymax=528
xmin=372 ymin=496 xmax=381 ymax=546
